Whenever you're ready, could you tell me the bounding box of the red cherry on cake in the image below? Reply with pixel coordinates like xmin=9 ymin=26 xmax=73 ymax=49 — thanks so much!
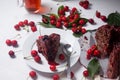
xmin=34 ymin=55 xmax=41 ymax=63
xmin=53 ymin=74 xmax=59 ymax=80
xmin=31 ymin=50 xmax=38 ymax=57
xmin=29 ymin=71 xmax=37 ymax=78
xmin=50 ymin=65 xmax=56 ymax=71
xmin=6 ymin=39 xmax=12 ymax=46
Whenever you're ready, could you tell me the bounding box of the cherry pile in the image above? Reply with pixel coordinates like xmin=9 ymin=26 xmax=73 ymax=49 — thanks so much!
xmin=31 ymin=50 xmax=41 ymax=63
xmin=96 ymin=11 xmax=107 ymax=22
xmin=86 ymin=44 xmax=100 ymax=60
xmin=6 ymin=39 xmax=18 ymax=47
xmin=82 ymin=45 xmax=100 ymax=78
xmin=79 ymin=0 xmax=90 ymax=9
xmin=14 ymin=20 xmax=37 ymax=32
xmin=41 ymin=5 xmax=95 ymax=37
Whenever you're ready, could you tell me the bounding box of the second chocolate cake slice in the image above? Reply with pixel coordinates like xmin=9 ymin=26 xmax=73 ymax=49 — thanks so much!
xmin=36 ymin=33 xmax=60 ymax=62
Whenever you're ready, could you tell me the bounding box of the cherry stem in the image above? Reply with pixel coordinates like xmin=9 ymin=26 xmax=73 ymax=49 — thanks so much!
xmin=26 ymin=76 xmax=30 ymax=80
xmin=23 ymin=26 xmax=29 ymax=32
xmin=81 ymin=76 xmax=86 ymax=80
xmin=62 ymin=26 xmax=67 ymax=31
xmin=10 ymin=34 xmax=21 ymax=40
xmin=24 ymin=56 xmax=33 ymax=60
xmin=39 ymin=27 xmax=41 ymax=36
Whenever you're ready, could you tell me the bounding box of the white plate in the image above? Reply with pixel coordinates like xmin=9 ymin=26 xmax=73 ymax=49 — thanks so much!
xmin=22 ymin=28 xmax=81 ymax=73
xmin=79 ymin=32 xmax=109 ymax=77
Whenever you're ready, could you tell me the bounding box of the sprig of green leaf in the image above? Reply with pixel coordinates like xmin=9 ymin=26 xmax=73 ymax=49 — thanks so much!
xmin=107 ymin=12 xmax=120 ymax=26
xmin=87 ymin=58 xmax=100 ymax=80
xmin=38 ymin=22 xmax=55 ymax=28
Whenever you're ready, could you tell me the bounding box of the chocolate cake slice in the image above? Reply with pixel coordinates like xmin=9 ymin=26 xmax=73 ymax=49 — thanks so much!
xmin=95 ymin=25 xmax=114 ymax=58
xmin=107 ymin=42 xmax=120 ymax=79
xmin=36 ymin=33 xmax=60 ymax=62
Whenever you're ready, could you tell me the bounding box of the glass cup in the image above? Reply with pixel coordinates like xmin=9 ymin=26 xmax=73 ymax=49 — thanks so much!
xmin=18 ymin=0 xmax=41 ymax=12
xmin=24 ymin=0 xmax=41 ymax=11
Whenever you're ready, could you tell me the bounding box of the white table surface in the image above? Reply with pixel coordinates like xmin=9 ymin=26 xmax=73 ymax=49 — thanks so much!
xmin=0 ymin=0 xmax=120 ymax=80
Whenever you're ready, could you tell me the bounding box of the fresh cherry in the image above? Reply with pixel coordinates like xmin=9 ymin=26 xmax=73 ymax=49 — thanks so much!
xmin=81 ymin=28 xmax=86 ymax=34
xmin=87 ymin=49 xmax=92 ymax=55
xmin=59 ymin=53 xmax=65 ymax=60
xmin=58 ymin=9 xmax=65 ymax=15
xmin=31 ymin=26 xmax=37 ymax=32
xmin=79 ymin=19 xmax=85 ymax=25
xmin=79 ymin=1 xmax=84 ymax=6
xmin=63 ymin=22 xmax=69 ymax=28
xmin=61 ymin=16 xmax=67 ymax=22
xmin=53 ymin=74 xmax=59 ymax=80
xmin=50 ymin=20 xmax=56 ymax=25
xmin=74 ymin=13 xmax=79 ymax=19
xmin=31 ymin=50 xmax=38 ymax=57
xmin=70 ymin=7 xmax=77 ymax=14
xmin=93 ymin=50 xmax=100 ymax=56
xmin=90 ymin=44 xmax=97 ymax=51
xmin=8 ymin=50 xmax=15 ymax=57
xmin=84 ymin=0 xmax=89 ymax=5
xmin=56 ymin=21 xmax=62 ymax=28
xmin=14 ymin=24 xmax=21 ymax=31
xmin=79 ymin=0 xmax=90 ymax=9
xmin=50 ymin=15 xmax=56 ymax=20
xmin=50 ymin=65 xmax=56 ymax=71
xmin=29 ymin=71 xmax=37 ymax=78
xmin=6 ymin=39 xmax=12 ymax=46
xmin=88 ymin=18 xmax=94 ymax=24
xmin=96 ymin=11 xmax=101 ymax=18
xmin=42 ymin=18 xmax=49 ymax=24
xmin=86 ymin=54 xmax=91 ymax=60
xmin=71 ymin=71 xmax=74 ymax=79
xmin=34 ymin=55 xmax=41 ymax=63
xmin=83 ymin=70 xmax=89 ymax=77
xmin=11 ymin=40 xmax=18 ymax=47
xmin=64 ymin=6 xmax=69 ymax=12
xmin=29 ymin=21 xmax=35 ymax=26
xmin=100 ymin=15 xmax=107 ymax=22
xmin=71 ymin=27 xmax=77 ymax=33
xmin=72 ymin=23 xmax=77 ymax=27
xmin=83 ymin=3 xmax=89 ymax=9
xmin=23 ymin=19 xmax=28 ymax=25
xmin=18 ymin=21 xmax=24 ymax=27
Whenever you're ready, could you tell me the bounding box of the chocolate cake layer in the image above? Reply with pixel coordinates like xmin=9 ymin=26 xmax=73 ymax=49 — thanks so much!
xmin=36 ymin=33 xmax=60 ymax=62
xmin=107 ymin=42 xmax=120 ymax=79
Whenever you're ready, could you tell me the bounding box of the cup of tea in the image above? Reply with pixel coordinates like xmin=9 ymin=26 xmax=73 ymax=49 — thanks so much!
xmin=18 ymin=0 xmax=41 ymax=12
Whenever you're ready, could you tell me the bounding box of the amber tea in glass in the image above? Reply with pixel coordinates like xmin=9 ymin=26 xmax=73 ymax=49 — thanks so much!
xmin=24 ymin=0 xmax=41 ymax=11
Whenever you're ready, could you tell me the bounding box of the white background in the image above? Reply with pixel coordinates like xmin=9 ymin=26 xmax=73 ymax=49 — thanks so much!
xmin=0 ymin=0 xmax=120 ymax=80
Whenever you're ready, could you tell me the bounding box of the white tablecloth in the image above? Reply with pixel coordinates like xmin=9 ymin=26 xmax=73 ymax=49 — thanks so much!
xmin=0 ymin=0 xmax=120 ymax=80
